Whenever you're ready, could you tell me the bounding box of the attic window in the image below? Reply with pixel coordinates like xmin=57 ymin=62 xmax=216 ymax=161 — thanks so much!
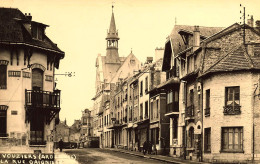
xmin=32 ymin=24 xmax=43 ymax=40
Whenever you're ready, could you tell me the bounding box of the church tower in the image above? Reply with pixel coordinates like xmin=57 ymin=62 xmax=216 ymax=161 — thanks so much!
xmin=106 ymin=5 xmax=120 ymax=63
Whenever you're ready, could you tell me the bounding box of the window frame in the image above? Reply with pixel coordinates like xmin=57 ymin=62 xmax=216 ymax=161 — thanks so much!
xmin=204 ymin=128 xmax=211 ymax=153
xmin=221 ymin=127 xmax=243 ymax=153
xmin=0 ymin=65 xmax=7 ymax=89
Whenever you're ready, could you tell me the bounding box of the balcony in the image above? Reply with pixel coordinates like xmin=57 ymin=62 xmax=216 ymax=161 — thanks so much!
xmin=107 ymin=120 xmax=122 ymax=129
xmin=223 ymin=105 xmax=241 ymax=115
xmin=25 ymin=89 xmax=60 ymax=124
xmin=25 ymin=89 xmax=60 ymax=109
xmin=185 ymin=105 xmax=194 ymax=120
xmin=205 ymin=108 xmax=210 ymax=117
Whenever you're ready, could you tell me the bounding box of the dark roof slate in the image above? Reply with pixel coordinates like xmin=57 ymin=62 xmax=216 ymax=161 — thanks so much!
xmin=0 ymin=8 xmax=64 ymax=55
xmin=202 ymin=44 xmax=260 ymax=76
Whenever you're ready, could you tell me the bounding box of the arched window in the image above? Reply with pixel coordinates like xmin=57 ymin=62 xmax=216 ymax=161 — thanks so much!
xmin=32 ymin=68 xmax=43 ymax=90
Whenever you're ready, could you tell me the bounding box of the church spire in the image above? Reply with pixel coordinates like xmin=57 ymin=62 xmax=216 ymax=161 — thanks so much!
xmin=105 ymin=5 xmax=120 ymax=63
xmin=107 ymin=5 xmax=119 ymax=40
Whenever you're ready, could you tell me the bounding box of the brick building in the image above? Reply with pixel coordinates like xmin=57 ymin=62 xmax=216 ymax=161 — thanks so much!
xmin=0 ymin=8 xmax=64 ymax=153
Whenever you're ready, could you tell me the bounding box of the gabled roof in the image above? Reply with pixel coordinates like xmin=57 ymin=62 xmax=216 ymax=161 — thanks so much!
xmin=162 ymin=25 xmax=223 ymax=71
xmin=0 ymin=8 xmax=64 ymax=56
xmin=201 ymin=44 xmax=260 ymax=77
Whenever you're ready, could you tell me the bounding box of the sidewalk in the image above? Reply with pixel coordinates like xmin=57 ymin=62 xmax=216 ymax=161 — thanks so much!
xmin=55 ymin=150 xmax=79 ymax=164
xmin=107 ymin=148 xmax=208 ymax=164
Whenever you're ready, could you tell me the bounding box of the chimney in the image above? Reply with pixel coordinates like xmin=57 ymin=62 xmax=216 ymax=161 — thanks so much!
xmin=146 ymin=57 xmax=153 ymax=64
xmin=26 ymin=13 xmax=32 ymax=21
xmin=247 ymin=15 xmax=254 ymax=27
xmin=193 ymin=26 xmax=200 ymax=52
xmin=154 ymin=47 xmax=164 ymax=61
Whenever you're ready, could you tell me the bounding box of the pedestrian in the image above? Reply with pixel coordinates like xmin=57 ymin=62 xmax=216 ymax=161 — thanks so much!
xmin=143 ymin=140 xmax=148 ymax=155
xmin=147 ymin=141 xmax=151 ymax=154
xmin=58 ymin=139 xmax=64 ymax=152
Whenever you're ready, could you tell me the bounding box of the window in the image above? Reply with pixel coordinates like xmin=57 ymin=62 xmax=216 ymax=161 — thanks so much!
xmin=188 ymin=127 xmax=194 ymax=148
xmin=222 ymin=127 xmax=243 ymax=152
xmin=150 ymin=101 xmax=153 ymax=119
xmin=0 ymin=65 xmax=7 ymax=89
xmin=145 ymin=101 xmax=148 ymax=119
xmin=140 ymin=103 xmax=143 ymax=120
xmin=224 ymin=87 xmax=240 ymax=115
xmin=145 ymin=76 xmax=148 ymax=94
xmin=0 ymin=110 xmax=7 ymax=137
xmin=140 ymin=81 xmax=143 ymax=96
xmin=190 ymin=89 xmax=194 ymax=105
xmin=205 ymin=89 xmax=210 ymax=116
xmin=156 ymin=99 xmax=159 ymax=118
xmin=204 ymin=128 xmax=211 ymax=153
xmin=225 ymin=87 xmax=240 ymax=106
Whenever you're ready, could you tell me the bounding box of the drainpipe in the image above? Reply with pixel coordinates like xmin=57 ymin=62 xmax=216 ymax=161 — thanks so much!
xmin=252 ymin=81 xmax=258 ymax=162
xmin=200 ymin=81 xmax=203 ymax=162
xmin=181 ymin=80 xmax=187 ymax=160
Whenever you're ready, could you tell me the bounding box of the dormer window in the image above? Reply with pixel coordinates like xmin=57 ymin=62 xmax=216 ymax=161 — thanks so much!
xmin=32 ymin=23 xmax=44 ymax=40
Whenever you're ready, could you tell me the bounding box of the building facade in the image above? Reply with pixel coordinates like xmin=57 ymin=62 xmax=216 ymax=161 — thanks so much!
xmin=0 ymin=8 xmax=64 ymax=153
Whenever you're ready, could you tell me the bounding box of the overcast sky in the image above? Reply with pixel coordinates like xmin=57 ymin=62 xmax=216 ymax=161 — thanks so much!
xmin=2 ymin=0 xmax=260 ymax=126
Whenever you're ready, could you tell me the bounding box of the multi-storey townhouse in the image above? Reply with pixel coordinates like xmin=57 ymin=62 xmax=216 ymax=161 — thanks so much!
xmin=196 ymin=19 xmax=260 ymax=163
xmin=162 ymin=24 xmax=223 ymax=159
xmin=0 ymin=8 xmax=64 ymax=154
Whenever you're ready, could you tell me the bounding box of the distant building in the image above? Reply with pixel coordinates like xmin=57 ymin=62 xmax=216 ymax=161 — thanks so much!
xmin=92 ymin=6 xmax=140 ymax=148
xmin=0 ymin=8 xmax=64 ymax=153
xmin=70 ymin=120 xmax=81 ymax=143
xmin=55 ymin=120 xmax=70 ymax=142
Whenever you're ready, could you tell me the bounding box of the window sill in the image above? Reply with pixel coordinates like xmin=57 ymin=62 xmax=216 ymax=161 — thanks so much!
xmin=220 ymin=150 xmax=244 ymax=153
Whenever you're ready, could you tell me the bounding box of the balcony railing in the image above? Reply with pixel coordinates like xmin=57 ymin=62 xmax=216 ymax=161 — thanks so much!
xmin=185 ymin=105 xmax=194 ymax=118
xmin=223 ymin=105 xmax=241 ymax=115
xmin=205 ymin=108 xmax=210 ymax=116
xmin=25 ymin=89 xmax=60 ymax=109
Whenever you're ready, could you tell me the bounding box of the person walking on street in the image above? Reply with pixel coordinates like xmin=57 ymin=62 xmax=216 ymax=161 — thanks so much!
xmin=59 ymin=139 xmax=64 ymax=152
xmin=143 ymin=140 xmax=148 ymax=155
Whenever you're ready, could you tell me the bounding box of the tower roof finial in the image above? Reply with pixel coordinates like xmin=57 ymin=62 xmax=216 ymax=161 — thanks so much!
xmin=112 ymin=2 xmax=115 ymax=13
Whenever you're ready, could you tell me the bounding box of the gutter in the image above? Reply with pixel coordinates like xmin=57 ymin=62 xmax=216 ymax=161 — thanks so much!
xmin=0 ymin=41 xmax=65 ymax=57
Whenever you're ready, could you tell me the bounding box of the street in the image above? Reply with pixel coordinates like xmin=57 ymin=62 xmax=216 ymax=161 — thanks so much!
xmin=63 ymin=148 xmax=168 ymax=164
